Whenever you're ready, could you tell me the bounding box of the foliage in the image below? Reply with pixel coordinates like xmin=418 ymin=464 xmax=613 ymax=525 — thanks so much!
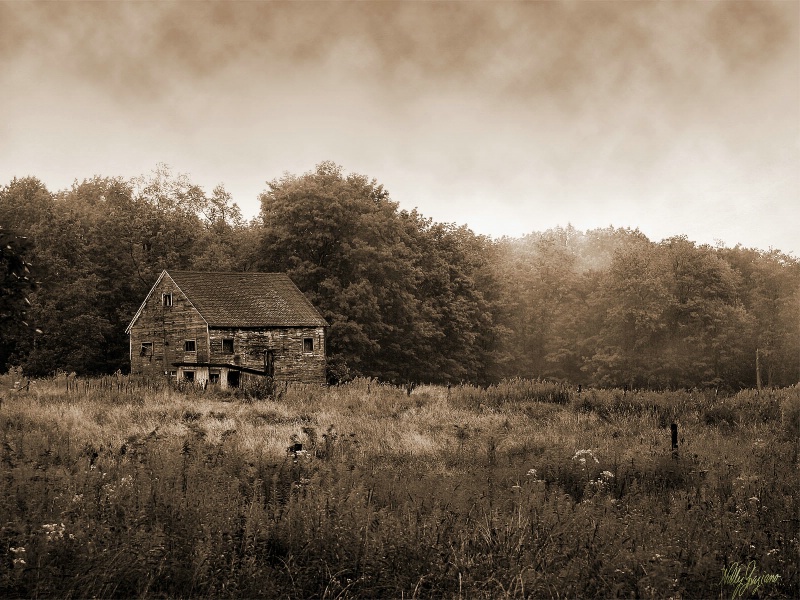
xmin=256 ymin=162 xmax=501 ymax=384
xmin=495 ymin=227 xmax=799 ymax=389
xmin=0 ymin=226 xmax=36 ymax=327
xmin=0 ymin=224 xmax=38 ymax=372
xmin=0 ymin=169 xmax=251 ymax=377
xmin=1 ymin=164 xmax=798 ymax=388
xmin=0 ymin=379 xmax=797 ymax=598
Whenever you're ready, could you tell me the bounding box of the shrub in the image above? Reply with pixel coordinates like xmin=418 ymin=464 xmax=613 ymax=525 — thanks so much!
xmin=703 ymin=404 xmax=737 ymax=426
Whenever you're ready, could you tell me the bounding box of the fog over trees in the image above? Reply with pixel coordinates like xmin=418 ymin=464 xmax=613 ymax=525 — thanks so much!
xmin=1 ymin=163 xmax=798 ymax=389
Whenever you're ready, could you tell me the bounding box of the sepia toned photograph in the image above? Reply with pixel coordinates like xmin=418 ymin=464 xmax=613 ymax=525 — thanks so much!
xmin=1 ymin=1 xmax=798 ymax=597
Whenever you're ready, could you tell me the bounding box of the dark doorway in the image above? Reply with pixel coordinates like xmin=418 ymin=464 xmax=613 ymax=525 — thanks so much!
xmin=227 ymin=370 xmax=240 ymax=388
xmin=264 ymin=350 xmax=275 ymax=378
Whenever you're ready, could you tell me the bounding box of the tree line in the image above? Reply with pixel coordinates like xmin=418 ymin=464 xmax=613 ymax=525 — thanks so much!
xmin=1 ymin=162 xmax=798 ymax=389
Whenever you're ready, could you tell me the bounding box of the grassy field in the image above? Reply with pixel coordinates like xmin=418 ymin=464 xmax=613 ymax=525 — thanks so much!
xmin=0 ymin=374 xmax=797 ymax=598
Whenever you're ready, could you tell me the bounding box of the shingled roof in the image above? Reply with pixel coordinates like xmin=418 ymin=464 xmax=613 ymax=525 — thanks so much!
xmin=127 ymin=270 xmax=328 ymax=331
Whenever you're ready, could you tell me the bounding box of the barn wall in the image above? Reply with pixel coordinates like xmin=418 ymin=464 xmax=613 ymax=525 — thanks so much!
xmin=129 ymin=274 xmax=209 ymax=378
xmin=209 ymin=326 xmax=326 ymax=384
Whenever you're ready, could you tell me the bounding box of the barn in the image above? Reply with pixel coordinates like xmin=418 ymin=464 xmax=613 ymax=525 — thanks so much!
xmin=125 ymin=270 xmax=328 ymax=387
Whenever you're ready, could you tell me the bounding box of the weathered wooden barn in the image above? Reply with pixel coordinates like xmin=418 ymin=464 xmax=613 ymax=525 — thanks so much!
xmin=126 ymin=270 xmax=328 ymax=387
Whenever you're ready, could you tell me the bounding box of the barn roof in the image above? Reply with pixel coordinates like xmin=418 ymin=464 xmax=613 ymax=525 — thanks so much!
xmin=126 ymin=270 xmax=328 ymax=332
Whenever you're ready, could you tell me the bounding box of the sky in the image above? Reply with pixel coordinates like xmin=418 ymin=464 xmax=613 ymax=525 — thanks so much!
xmin=1 ymin=1 xmax=798 ymax=255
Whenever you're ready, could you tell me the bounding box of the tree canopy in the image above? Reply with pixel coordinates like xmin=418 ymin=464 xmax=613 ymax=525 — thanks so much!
xmin=256 ymin=162 xmax=500 ymax=383
xmin=1 ymin=164 xmax=797 ymax=389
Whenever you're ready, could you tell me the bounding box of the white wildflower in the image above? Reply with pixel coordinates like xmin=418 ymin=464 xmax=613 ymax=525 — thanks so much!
xmin=526 ymin=468 xmax=544 ymax=483
xmin=42 ymin=522 xmax=66 ymax=541
xmin=293 ymin=477 xmax=312 ymax=489
xmin=572 ymin=449 xmax=599 ymax=464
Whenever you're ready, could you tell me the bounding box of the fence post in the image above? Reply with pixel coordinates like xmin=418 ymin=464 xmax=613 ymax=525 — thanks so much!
xmin=671 ymin=423 xmax=678 ymax=455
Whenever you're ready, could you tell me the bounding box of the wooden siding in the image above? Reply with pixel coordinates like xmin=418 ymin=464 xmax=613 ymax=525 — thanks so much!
xmin=129 ymin=273 xmax=209 ymax=377
xmin=208 ymin=326 xmax=326 ymax=384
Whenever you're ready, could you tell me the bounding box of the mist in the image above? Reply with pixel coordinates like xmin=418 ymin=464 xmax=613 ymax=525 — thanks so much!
xmin=1 ymin=1 xmax=797 ymax=254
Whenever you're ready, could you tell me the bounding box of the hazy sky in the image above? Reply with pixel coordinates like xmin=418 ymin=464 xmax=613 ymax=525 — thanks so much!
xmin=1 ymin=1 xmax=798 ymax=255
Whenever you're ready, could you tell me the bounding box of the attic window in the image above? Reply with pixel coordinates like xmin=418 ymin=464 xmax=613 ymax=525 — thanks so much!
xmin=222 ymin=338 xmax=234 ymax=353
xmin=184 ymin=339 xmax=196 ymax=352
xmin=140 ymin=342 xmax=153 ymax=356
xmin=303 ymin=338 xmax=314 ymax=353
xmin=162 ymin=293 xmax=172 ymax=307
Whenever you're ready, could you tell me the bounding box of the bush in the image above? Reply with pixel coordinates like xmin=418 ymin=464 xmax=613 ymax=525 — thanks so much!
xmin=703 ymin=404 xmax=737 ymax=426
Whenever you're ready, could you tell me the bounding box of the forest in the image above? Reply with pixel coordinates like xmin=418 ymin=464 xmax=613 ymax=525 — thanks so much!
xmin=1 ymin=161 xmax=798 ymax=389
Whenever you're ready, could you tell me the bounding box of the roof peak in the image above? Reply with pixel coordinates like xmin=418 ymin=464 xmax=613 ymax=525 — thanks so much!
xmin=128 ymin=270 xmax=328 ymax=331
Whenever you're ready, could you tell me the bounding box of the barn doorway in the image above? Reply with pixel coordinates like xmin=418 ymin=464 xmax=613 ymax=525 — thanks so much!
xmin=227 ymin=370 xmax=240 ymax=388
xmin=264 ymin=350 xmax=275 ymax=378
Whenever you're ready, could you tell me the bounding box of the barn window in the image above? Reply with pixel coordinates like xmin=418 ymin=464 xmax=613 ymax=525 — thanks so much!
xmin=222 ymin=338 xmax=234 ymax=353
xmin=169 ymin=370 xmax=177 ymax=379
xmin=140 ymin=342 xmax=153 ymax=356
xmin=209 ymin=370 xmax=220 ymax=384
xmin=183 ymin=370 xmax=195 ymax=382
xmin=184 ymin=339 xmax=196 ymax=352
xmin=162 ymin=293 xmax=172 ymax=307
xmin=303 ymin=338 xmax=314 ymax=353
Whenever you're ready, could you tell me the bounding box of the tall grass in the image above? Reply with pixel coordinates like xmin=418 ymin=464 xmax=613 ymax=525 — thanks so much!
xmin=1 ymin=374 xmax=797 ymax=598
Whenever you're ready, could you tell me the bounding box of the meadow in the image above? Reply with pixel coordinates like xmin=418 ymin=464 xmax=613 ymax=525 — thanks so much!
xmin=0 ymin=373 xmax=797 ymax=599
